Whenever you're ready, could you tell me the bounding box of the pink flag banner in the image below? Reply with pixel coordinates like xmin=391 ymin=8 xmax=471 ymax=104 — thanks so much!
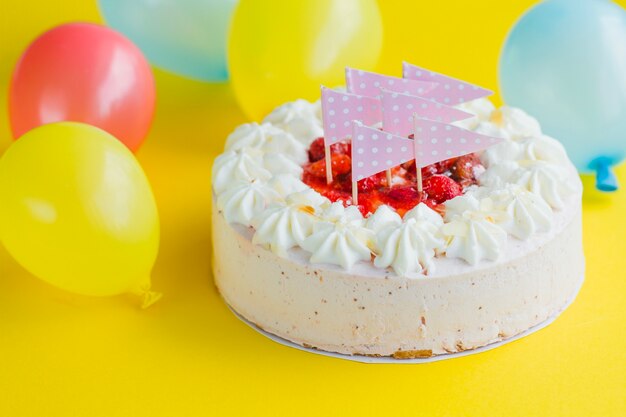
xmin=381 ymin=90 xmax=472 ymax=136
xmin=321 ymin=87 xmax=381 ymax=146
xmin=402 ymin=62 xmax=493 ymax=104
xmin=346 ymin=67 xmax=438 ymax=99
xmin=414 ymin=118 xmax=504 ymax=166
xmin=351 ymin=118 xmax=505 ymax=181
xmin=351 ymin=122 xmax=415 ymax=181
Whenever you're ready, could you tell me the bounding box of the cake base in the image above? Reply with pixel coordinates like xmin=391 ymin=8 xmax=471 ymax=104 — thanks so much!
xmin=224 ymin=271 xmax=583 ymax=363
xmin=212 ymin=190 xmax=585 ymax=358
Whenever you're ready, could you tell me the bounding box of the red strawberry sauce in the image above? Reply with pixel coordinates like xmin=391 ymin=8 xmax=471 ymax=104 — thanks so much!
xmin=302 ymin=137 xmax=484 ymax=217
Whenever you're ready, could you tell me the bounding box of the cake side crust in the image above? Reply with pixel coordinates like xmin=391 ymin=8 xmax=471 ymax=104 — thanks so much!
xmin=212 ymin=196 xmax=585 ymax=357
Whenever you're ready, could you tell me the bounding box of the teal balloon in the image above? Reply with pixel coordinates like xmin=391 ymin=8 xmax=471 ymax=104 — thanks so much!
xmin=500 ymin=0 xmax=626 ymax=190
xmin=99 ymin=0 xmax=238 ymax=82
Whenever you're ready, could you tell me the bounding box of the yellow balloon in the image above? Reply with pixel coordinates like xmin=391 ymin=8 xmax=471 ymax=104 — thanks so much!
xmin=0 ymin=122 xmax=160 ymax=305
xmin=228 ymin=0 xmax=383 ymax=120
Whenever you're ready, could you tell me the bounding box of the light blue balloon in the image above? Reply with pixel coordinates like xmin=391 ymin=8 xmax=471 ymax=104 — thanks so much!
xmin=99 ymin=0 xmax=238 ymax=82
xmin=500 ymin=0 xmax=626 ymax=191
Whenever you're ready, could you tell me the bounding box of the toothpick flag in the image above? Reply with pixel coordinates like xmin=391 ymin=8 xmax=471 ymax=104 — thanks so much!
xmin=351 ymin=122 xmax=415 ymax=182
xmin=346 ymin=67 xmax=438 ymax=98
xmin=381 ymin=90 xmax=472 ymax=136
xmin=321 ymin=86 xmax=382 ymax=183
xmin=413 ymin=118 xmax=504 ymax=166
xmin=402 ymin=62 xmax=493 ymax=104
xmin=351 ymin=119 xmax=505 ymax=181
xmin=321 ymin=87 xmax=381 ymax=146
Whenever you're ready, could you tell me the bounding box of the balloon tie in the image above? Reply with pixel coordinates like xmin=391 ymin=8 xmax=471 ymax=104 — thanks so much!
xmin=593 ymin=157 xmax=619 ymax=192
xmin=131 ymin=280 xmax=162 ymax=309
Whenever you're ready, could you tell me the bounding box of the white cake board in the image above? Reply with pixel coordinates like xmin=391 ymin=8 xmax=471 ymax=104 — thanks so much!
xmin=227 ymin=276 xmax=583 ymax=364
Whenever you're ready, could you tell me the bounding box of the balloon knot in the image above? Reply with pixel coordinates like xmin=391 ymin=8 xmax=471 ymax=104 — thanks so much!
xmin=131 ymin=281 xmax=162 ymax=309
xmin=139 ymin=289 xmax=162 ymax=309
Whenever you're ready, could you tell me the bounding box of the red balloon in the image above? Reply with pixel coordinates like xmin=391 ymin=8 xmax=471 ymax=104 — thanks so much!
xmin=9 ymin=23 xmax=155 ymax=152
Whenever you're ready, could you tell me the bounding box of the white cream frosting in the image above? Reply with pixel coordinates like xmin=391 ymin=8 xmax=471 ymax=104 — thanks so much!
xmin=252 ymin=190 xmax=329 ymax=257
xmin=216 ymin=179 xmax=280 ymax=226
xmin=523 ymin=134 xmax=569 ymax=165
xmin=479 ymin=133 xmax=577 ymax=210
xmin=474 ymin=121 xmax=512 ymax=141
xmin=479 ymin=160 xmax=575 ymax=210
xmin=443 ymin=195 xmax=507 ymax=265
xmin=451 ymin=186 xmax=552 ymax=241
xmin=225 ymin=122 xmax=283 ymax=150
xmin=490 ymin=106 xmax=542 ymax=140
xmin=481 ymin=134 xmax=569 ymax=167
xmin=301 ymin=203 xmax=374 ymax=269
xmin=364 ymin=205 xmax=402 ymax=233
xmin=373 ymin=204 xmax=445 ymax=276
xmin=225 ymin=122 xmax=308 ymax=165
xmin=263 ymin=152 xmax=304 ymax=177
xmin=212 ymin=149 xmax=272 ymax=194
xmin=213 ymin=98 xmax=581 ymax=272
xmin=263 ymin=99 xmax=324 ymax=143
xmin=476 ymin=160 xmax=519 ymax=188
xmin=487 ymin=186 xmax=552 ymax=240
xmin=509 ymin=161 xmax=576 ymax=210
xmin=268 ymin=174 xmax=310 ymax=198
xmin=454 ymin=97 xmax=496 ymax=130
xmin=480 ymin=139 xmax=525 ymax=166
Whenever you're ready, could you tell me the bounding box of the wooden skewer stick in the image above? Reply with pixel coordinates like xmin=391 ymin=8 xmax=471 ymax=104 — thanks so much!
xmin=325 ymin=144 xmax=333 ymax=184
xmin=352 ymin=179 xmax=358 ymax=205
xmin=386 ymin=168 xmax=392 ymax=187
xmin=416 ymin=161 xmax=423 ymax=193
xmin=413 ymin=113 xmax=423 ymax=193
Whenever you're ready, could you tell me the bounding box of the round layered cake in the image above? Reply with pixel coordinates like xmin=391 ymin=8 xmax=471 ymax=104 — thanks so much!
xmin=211 ymin=97 xmax=584 ymax=358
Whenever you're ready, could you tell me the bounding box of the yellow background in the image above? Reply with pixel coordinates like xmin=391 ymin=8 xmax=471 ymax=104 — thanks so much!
xmin=1 ymin=1 xmax=625 ymax=416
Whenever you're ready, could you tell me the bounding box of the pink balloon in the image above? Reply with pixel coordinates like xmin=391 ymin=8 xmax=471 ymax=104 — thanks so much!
xmin=9 ymin=23 xmax=155 ymax=152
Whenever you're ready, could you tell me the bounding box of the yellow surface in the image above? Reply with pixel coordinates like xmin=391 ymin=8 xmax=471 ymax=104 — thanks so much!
xmin=0 ymin=1 xmax=625 ymax=416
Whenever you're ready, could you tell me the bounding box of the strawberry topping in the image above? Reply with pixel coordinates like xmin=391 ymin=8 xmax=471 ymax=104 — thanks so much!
xmin=303 ymin=154 xmax=351 ymax=178
xmin=308 ymin=137 xmax=351 ymax=162
xmin=301 ymin=139 xmax=482 ymax=217
xmin=423 ymin=175 xmax=463 ymax=204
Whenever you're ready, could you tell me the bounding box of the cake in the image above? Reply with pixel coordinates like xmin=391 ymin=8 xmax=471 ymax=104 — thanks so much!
xmin=211 ymin=88 xmax=584 ymax=358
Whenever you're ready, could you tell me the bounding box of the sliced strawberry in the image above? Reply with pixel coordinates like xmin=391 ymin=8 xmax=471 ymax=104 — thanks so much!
xmin=308 ymin=137 xmax=325 ymax=162
xmin=325 ymin=189 xmax=351 ymax=205
xmin=423 ymin=174 xmax=463 ymax=204
xmin=303 ymin=154 xmax=351 ymax=179
xmin=303 ymin=159 xmax=327 ymax=178
xmin=308 ymin=138 xmax=351 ymax=162
xmin=332 ymin=141 xmax=351 ymax=157
xmin=450 ymin=154 xmax=482 ymax=182
xmin=357 ymin=172 xmax=387 ymax=193
xmin=435 ymin=158 xmax=457 ymax=174
xmin=355 ymin=190 xmax=380 ymax=217
xmin=401 ymin=159 xmax=440 ymax=180
xmin=401 ymin=160 xmax=415 ymax=174
xmin=386 ymin=185 xmax=420 ymax=202
xmin=421 ymin=163 xmax=438 ymax=179
xmin=330 ymin=154 xmax=351 ymax=176
xmin=380 ymin=185 xmax=427 ymax=216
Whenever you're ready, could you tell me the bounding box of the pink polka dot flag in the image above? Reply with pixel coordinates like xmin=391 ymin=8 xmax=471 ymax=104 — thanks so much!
xmin=345 ymin=67 xmax=438 ymax=98
xmin=413 ymin=118 xmax=504 ymax=166
xmin=381 ymin=90 xmax=472 ymax=137
xmin=351 ymin=122 xmax=414 ymax=181
xmin=402 ymin=62 xmax=493 ymax=104
xmin=351 ymin=119 xmax=504 ymax=181
xmin=321 ymin=86 xmax=381 ymax=146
